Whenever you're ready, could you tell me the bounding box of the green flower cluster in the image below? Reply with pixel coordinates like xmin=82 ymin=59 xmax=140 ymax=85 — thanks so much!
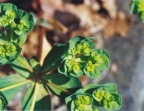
xmin=65 ymin=83 xmax=122 ymax=111
xmin=130 ymin=0 xmax=144 ymax=22
xmin=0 ymin=3 xmax=34 ymax=64
xmin=73 ymin=94 xmax=94 ymax=111
xmin=92 ymin=89 xmax=121 ymax=110
xmin=0 ymin=40 xmax=21 ymax=64
xmin=0 ymin=3 xmax=34 ymax=36
xmin=58 ymin=36 xmax=109 ymax=78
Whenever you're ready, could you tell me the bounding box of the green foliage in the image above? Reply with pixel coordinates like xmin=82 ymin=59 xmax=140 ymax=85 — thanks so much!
xmin=0 ymin=3 xmax=122 ymax=111
xmin=130 ymin=0 xmax=144 ymax=22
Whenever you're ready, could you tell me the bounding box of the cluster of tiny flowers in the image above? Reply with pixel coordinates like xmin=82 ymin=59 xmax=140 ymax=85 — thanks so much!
xmin=73 ymin=94 xmax=93 ymax=111
xmin=72 ymin=94 xmax=102 ymax=111
xmin=0 ymin=3 xmax=33 ymax=36
xmin=0 ymin=40 xmax=21 ymax=64
xmin=0 ymin=3 xmax=34 ymax=64
xmin=59 ymin=37 xmax=109 ymax=78
xmin=65 ymin=83 xmax=122 ymax=111
xmin=92 ymin=88 xmax=121 ymax=110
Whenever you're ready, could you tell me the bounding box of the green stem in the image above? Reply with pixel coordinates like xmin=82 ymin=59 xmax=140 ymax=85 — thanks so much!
xmin=18 ymin=56 xmax=34 ymax=73
xmin=30 ymin=82 xmax=38 ymax=111
xmin=42 ymin=78 xmax=70 ymax=94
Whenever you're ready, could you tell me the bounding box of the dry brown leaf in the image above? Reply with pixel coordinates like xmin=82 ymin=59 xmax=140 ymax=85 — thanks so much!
xmin=39 ymin=32 xmax=52 ymax=65
xmin=102 ymin=0 xmax=117 ymax=18
xmin=103 ymin=11 xmax=131 ymax=38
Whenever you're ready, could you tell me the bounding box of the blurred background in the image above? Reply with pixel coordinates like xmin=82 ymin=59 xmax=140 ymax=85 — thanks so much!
xmin=0 ymin=0 xmax=144 ymax=111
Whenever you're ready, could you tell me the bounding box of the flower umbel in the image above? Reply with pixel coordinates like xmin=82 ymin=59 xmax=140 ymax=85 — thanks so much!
xmin=92 ymin=88 xmax=122 ymax=111
xmin=73 ymin=94 xmax=94 ymax=111
xmin=58 ymin=36 xmax=110 ymax=78
xmin=0 ymin=40 xmax=21 ymax=64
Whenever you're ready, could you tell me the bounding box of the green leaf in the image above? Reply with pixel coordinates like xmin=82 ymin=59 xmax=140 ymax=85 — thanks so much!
xmin=41 ymin=43 xmax=66 ymax=73
xmin=0 ymin=74 xmax=26 ymax=89
xmin=34 ymin=83 xmax=51 ymax=110
xmin=0 ymin=74 xmax=31 ymax=102
xmin=44 ymin=73 xmax=82 ymax=97
xmin=10 ymin=57 xmax=33 ymax=78
xmin=0 ymin=92 xmax=8 ymax=110
xmin=23 ymin=82 xmax=51 ymax=111
xmin=28 ymin=56 xmax=41 ymax=72
xmin=22 ymin=82 xmax=35 ymax=110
